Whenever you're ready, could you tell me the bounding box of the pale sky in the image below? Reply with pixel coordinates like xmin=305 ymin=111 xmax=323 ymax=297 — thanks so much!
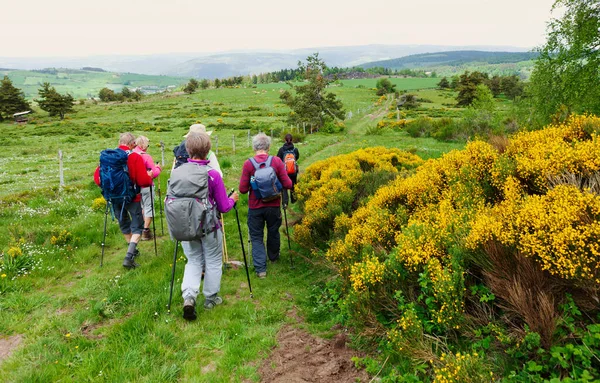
xmin=2 ymin=0 xmax=558 ymax=57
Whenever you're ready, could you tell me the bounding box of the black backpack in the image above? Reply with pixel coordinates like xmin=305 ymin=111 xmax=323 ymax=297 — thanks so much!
xmin=173 ymin=141 xmax=189 ymax=169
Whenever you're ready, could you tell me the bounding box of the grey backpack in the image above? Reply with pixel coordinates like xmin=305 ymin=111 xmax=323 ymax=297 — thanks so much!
xmin=165 ymin=163 xmax=218 ymax=241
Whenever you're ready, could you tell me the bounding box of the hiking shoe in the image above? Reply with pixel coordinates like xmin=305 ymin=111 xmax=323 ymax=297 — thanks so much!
xmin=141 ymin=228 xmax=153 ymax=241
xmin=122 ymin=255 xmax=139 ymax=269
xmin=204 ymin=296 xmax=223 ymax=310
xmin=183 ymin=298 xmax=197 ymax=320
xmin=257 ymin=272 xmax=267 ymax=279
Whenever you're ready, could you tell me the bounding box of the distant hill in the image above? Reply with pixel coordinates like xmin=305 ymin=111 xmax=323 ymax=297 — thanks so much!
xmin=361 ymin=50 xmax=538 ymax=70
xmin=0 ymin=44 xmax=529 ymax=79
xmin=1 ymin=68 xmax=186 ymax=99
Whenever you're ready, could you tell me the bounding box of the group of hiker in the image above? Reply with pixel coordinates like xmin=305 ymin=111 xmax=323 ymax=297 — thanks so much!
xmin=95 ymin=124 xmax=300 ymax=320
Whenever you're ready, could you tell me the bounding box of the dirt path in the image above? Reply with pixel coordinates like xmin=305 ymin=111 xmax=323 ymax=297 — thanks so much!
xmin=257 ymin=310 xmax=369 ymax=383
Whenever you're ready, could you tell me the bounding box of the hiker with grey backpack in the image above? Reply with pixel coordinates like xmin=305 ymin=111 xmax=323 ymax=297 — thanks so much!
xmin=95 ymin=133 xmax=153 ymax=269
xmin=165 ymin=132 xmax=238 ymax=320
xmin=239 ymin=133 xmax=293 ymax=279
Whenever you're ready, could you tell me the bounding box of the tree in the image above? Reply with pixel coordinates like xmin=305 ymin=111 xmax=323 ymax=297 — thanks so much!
xmin=279 ymin=53 xmax=345 ymax=130
xmin=213 ymin=78 xmax=221 ymax=88
xmin=375 ymin=78 xmax=396 ymax=96
xmin=98 ymin=87 xmax=116 ymax=102
xmin=183 ymin=78 xmax=199 ymax=94
xmin=500 ymin=75 xmax=524 ymax=100
xmin=486 ymin=76 xmax=502 ymax=97
xmin=121 ymin=87 xmax=133 ymax=99
xmin=0 ymin=76 xmax=30 ymax=121
xmin=529 ymin=0 xmax=600 ymax=122
xmin=437 ymin=77 xmax=450 ymax=89
xmin=456 ymin=71 xmax=489 ymax=106
xmin=35 ymin=83 xmax=75 ymax=120
xmin=200 ymin=79 xmax=210 ymax=89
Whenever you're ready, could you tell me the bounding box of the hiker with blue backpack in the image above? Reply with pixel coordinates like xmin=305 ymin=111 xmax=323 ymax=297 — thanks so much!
xmin=165 ymin=132 xmax=239 ymax=320
xmin=276 ymin=133 xmax=300 ymax=207
xmin=239 ymin=133 xmax=293 ymax=279
xmin=94 ymin=132 xmax=153 ymax=269
xmin=173 ymin=124 xmax=222 ymax=175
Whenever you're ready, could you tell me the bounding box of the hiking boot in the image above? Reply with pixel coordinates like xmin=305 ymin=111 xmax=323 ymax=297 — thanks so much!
xmin=257 ymin=272 xmax=267 ymax=279
xmin=204 ymin=296 xmax=223 ymax=310
xmin=141 ymin=228 xmax=153 ymax=241
xmin=122 ymin=254 xmax=139 ymax=269
xmin=183 ymin=298 xmax=197 ymax=320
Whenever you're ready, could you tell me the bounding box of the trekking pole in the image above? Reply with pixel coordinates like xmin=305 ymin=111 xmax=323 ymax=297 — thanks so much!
xmin=167 ymin=240 xmax=179 ymax=312
xmin=221 ymin=215 xmax=229 ymax=265
xmin=283 ymin=204 xmax=294 ymax=269
xmin=150 ymin=185 xmax=158 ymax=257
xmin=231 ymin=189 xmax=253 ymax=298
xmin=101 ymin=200 xmax=109 ymax=267
xmin=156 ymin=171 xmax=164 ymax=236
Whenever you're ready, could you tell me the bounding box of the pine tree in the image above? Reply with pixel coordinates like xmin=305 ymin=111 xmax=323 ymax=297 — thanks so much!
xmin=35 ymin=83 xmax=75 ymax=120
xmin=279 ymin=53 xmax=345 ymax=130
xmin=0 ymin=76 xmax=30 ymax=121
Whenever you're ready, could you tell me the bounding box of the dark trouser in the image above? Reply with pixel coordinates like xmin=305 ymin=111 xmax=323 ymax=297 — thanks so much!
xmin=247 ymin=207 xmax=282 ymax=273
xmin=112 ymin=200 xmax=144 ymax=235
xmin=282 ymin=173 xmax=298 ymax=206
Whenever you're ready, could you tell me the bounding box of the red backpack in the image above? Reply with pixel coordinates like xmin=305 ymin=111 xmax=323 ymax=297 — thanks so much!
xmin=284 ymin=150 xmax=297 ymax=175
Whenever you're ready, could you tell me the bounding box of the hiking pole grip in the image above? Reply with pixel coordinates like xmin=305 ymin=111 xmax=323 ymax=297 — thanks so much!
xmin=167 ymin=240 xmax=179 ymax=312
xmin=233 ymin=201 xmax=253 ymax=298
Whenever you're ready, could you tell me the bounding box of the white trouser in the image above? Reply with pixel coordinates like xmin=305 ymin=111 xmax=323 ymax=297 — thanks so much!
xmin=181 ymin=230 xmax=223 ymax=303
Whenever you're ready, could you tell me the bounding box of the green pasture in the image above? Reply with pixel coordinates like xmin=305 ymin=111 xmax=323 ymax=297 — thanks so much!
xmin=0 ymin=83 xmax=464 ymax=381
xmin=1 ymin=69 xmax=186 ymax=99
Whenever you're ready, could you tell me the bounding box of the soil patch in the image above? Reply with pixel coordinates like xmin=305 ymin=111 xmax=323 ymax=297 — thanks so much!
xmin=0 ymin=334 xmax=23 ymax=363
xmin=258 ymin=324 xmax=369 ymax=383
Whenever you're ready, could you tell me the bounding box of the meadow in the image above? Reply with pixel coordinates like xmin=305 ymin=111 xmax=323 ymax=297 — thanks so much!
xmin=0 ymin=79 xmax=465 ymax=381
xmin=1 ymin=69 xmax=186 ymax=99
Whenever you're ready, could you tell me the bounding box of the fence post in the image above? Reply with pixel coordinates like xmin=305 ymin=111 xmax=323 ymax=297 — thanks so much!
xmin=58 ymin=150 xmax=65 ymax=188
xmin=215 ymin=136 xmax=219 ymax=155
xmin=232 ymin=134 xmax=236 ymax=154
xmin=271 ymin=128 xmax=273 ymax=140
xmin=160 ymin=141 xmax=165 ymax=166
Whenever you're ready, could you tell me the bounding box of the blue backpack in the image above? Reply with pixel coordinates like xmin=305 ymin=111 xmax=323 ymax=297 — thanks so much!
xmin=99 ymin=149 xmax=139 ymax=214
xmin=249 ymin=156 xmax=282 ymax=202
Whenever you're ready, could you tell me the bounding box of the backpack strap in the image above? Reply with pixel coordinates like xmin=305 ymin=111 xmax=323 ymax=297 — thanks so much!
xmin=265 ymin=156 xmax=273 ymax=167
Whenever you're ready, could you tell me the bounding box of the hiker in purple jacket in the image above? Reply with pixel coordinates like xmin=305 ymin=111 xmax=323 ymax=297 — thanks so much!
xmin=174 ymin=132 xmax=239 ymax=320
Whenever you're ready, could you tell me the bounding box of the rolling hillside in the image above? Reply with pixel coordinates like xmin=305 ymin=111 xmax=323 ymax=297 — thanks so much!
xmin=360 ymin=50 xmax=538 ymax=69
xmin=1 ymin=68 xmax=186 ymax=99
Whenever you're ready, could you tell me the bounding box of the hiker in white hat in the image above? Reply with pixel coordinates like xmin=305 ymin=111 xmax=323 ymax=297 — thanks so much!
xmin=173 ymin=124 xmax=222 ymax=175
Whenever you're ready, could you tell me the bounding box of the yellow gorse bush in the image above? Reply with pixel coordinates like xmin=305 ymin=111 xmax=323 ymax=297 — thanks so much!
xmin=295 ymin=147 xmax=422 ymax=249
xmin=299 ymin=114 xmax=600 ymax=369
xmin=433 ymin=352 xmax=493 ymax=383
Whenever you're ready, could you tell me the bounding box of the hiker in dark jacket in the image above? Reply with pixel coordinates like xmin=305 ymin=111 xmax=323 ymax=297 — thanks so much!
xmin=276 ymin=133 xmax=300 ymax=206
xmin=94 ymin=132 xmax=153 ymax=269
xmin=239 ymin=133 xmax=293 ymax=279
xmin=173 ymin=124 xmax=222 ymax=175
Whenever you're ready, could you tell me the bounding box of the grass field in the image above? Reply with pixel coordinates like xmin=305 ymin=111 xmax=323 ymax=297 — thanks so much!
xmin=0 ymin=83 xmax=465 ymax=381
xmin=2 ymin=69 xmax=186 ymax=99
